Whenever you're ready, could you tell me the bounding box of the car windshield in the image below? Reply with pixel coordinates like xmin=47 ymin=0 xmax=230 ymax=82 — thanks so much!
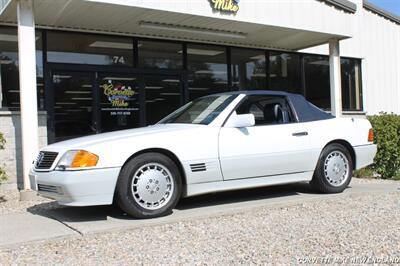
xmin=158 ymin=94 xmax=237 ymax=125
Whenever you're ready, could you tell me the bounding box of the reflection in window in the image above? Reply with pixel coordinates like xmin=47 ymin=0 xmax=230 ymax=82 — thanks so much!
xmin=53 ymin=72 xmax=95 ymax=142
xmin=145 ymin=76 xmax=181 ymax=125
xmin=341 ymin=58 xmax=363 ymax=111
xmin=304 ymin=55 xmax=330 ymax=110
xmin=138 ymin=40 xmax=183 ymax=69
xmin=0 ymin=27 xmax=43 ymax=110
xmin=231 ymin=48 xmax=266 ymax=90
xmin=187 ymin=44 xmax=228 ymax=100
xmin=269 ymin=52 xmax=302 ymax=94
xmin=47 ymin=31 xmax=133 ymax=66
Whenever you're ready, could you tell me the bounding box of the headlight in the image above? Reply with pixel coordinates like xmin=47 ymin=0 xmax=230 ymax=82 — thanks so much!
xmin=56 ymin=150 xmax=99 ymax=170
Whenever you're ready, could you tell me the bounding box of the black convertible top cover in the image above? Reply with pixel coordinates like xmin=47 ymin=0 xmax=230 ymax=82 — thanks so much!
xmin=221 ymin=90 xmax=334 ymax=123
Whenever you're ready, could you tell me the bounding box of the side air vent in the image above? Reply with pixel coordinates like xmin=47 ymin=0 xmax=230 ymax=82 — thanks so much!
xmin=37 ymin=184 xmax=63 ymax=195
xmin=190 ymin=163 xmax=207 ymax=172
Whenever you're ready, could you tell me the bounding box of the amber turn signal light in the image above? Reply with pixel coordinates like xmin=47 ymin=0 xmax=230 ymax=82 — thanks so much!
xmin=71 ymin=150 xmax=99 ymax=168
xmin=368 ymin=128 xmax=374 ymax=142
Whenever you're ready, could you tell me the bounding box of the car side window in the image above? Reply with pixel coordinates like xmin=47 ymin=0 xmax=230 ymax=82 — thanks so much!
xmin=236 ymin=95 xmax=295 ymax=126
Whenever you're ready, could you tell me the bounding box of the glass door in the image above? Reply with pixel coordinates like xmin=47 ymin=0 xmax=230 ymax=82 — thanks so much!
xmin=98 ymin=74 xmax=141 ymax=132
xmin=51 ymin=71 xmax=96 ymax=142
xmin=144 ymin=75 xmax=183 ymax=125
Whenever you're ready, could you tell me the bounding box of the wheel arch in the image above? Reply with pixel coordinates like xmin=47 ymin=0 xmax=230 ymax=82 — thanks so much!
xmin=324 ymin=139 xmax=356 ymax=169
xmin=120 ymin=148 xmax=188 ymax=186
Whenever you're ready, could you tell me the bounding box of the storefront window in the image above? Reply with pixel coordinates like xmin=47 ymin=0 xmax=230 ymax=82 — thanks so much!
xmin=304 ymin=55 xmax=330 ymax=110
xmin=187 ymin=44 xmax=228 ymax=100
xmin=0 ymin=27 xmax=43 ymax=110
xmin=47 ymin=31 xmax=133 ymax=66
xmin=341 ymin=58 xmax=363 ymax=111
xmin=145 ymin=76 xmax=182 ymax=125
xmin=138 ymin=40 xmax=183 ymax=69
xmin=269 ymin=52 xmax=302 ymax=94
xmin=231 ymin=48 xmax=266 ymax=90
xmin=52 ymin=72 xmax=95 ymax=142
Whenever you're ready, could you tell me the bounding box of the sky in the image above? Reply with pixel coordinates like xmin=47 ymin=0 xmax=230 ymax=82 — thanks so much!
xmin=367 ymin=0 xmax=400 ymax=16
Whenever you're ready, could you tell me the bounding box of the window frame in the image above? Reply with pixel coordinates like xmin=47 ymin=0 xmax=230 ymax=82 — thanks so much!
xmin=224 ymin=94 xmax=299 ymax=127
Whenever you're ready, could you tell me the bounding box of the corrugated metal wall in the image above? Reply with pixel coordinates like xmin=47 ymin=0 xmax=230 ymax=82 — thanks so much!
xmin=303 ymin=0 xmax=400 ymax=115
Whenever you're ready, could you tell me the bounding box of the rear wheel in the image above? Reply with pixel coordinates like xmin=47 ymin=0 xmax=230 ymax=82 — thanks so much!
xmin=310 ymin=143 xmax=353 ymax=193
xmin=116 ymin=153 xmax=182 ymax=218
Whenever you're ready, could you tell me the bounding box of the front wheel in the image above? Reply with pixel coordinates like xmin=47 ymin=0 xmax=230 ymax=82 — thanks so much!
xmin=310 ymin=143 xmax=353 ymax=193
xmin=116 ymin=153 xmax=182 ymax=218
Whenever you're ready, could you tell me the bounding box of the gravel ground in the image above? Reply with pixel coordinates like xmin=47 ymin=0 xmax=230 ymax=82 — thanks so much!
xmin=0 ymin=177 xmax=394 ymax=215
xmin=0 ymin=186 xmax=60 ymax=216
xmin=0 ymin=182 xmax=399 ymax=265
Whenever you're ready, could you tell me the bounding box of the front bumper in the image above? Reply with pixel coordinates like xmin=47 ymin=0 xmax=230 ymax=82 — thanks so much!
xmin=30 ymin=167 xmax=121 ymax=206
xmin=354 ymin=144 xmax=377 ymax=170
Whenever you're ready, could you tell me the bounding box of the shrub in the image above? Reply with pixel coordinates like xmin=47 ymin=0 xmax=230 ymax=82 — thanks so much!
xmin=367 ymin=113 xmax=400 ymax=179
xmin=0 ymin=132 xmax=7 ymax=183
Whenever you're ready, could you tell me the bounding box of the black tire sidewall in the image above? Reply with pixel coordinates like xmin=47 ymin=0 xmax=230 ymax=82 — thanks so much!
xmin=312 ymin=143 xmax=353 ymax=193
xmin=116 ymin=153 xmax=182 ymax=218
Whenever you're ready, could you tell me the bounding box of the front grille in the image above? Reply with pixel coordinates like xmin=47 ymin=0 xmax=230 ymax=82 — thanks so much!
xmin=35 ymin=151 xmax=58 ymax=170
xmin=190 ymin=163 xmax=207 ymax=172
xmin=37 ymin=184 xmax=62 ymax=195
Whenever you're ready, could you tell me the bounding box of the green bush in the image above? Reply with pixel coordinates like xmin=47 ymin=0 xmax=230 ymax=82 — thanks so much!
xmin=0 ymin=132 xmax=7 ymax=183
xmin=367 ymin=113 xmax=400 ymax=179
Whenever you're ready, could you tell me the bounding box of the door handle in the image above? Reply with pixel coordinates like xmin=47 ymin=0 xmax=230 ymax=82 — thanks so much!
xmin=292 ymin=131 xmax=308 ymax=136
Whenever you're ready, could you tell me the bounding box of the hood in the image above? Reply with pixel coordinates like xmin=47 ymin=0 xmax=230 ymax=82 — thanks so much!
xmin=43 ymin=123 xmax=205 ymax=152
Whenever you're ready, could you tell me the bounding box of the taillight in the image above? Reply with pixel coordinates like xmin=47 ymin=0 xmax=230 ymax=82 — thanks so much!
xmin=368 ymin=128 xmax=374 ymax=142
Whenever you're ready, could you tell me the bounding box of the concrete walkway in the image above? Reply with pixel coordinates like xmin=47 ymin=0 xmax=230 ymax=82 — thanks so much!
xmin=1 ymin=181 xmax=399 ymax=248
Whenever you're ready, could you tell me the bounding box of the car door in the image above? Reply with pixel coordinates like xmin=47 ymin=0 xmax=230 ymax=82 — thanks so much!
xmin=218 ymin=95 xmax=314 ymax=180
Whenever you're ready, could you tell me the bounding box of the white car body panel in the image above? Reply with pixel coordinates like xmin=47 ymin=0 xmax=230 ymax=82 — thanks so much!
xmin=30 ymin=92 xmax=377 ymax=206
xmin=219 ymin=122 xmax=311 ymax=180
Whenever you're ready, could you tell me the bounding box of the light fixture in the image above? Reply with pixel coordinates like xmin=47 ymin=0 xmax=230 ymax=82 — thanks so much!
xmin=145 ymin=86 xmax=163 ymax=90
xmin=250 ymin=55 xmax=266 ymax=60
xmin=56 ymin=102 xmax=76 ymax=105
xmin=162 ymin=79 xmax=180 ymax=83
xmin=0 ymin=59 xmax=13 ymax=64
xmin=65 ymin=91 xmax=91 ymax=94
xmin=89 ymin=41 xmax=133 ymax=50
xmin=53 ymin=75 xmax=72 ymax=79
xmin=188 ymin=88 xmax=210 ymax=91
xmin=195 ymin=70 xmax=226 ymax=75
xmin=309 ymin=60 xmax=329 ymax=66
xmin=103 ymin=77 xmax=136 ymax=81
xmin=139 ymin=21 xmax=247 ymax=39
xmin=160 ymin=93 xmax=180 ymax=96
xmin=178 ymin=48 xmax=224 ymax=56
xmin=71 ymin=98 xmax=92 ymax=101
xmin=251 ymin=73 xmax=266 ymax=77
xmin=0 ymin=34 xmax=40 ymax=42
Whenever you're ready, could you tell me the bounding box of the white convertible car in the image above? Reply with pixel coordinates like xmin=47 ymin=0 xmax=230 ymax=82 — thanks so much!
xmin=30 ymin=91 xmax=377 ymax=218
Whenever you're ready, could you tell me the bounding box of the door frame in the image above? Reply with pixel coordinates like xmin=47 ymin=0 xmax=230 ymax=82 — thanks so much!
xmin=45 ymin=63 xmax=186 ymax=143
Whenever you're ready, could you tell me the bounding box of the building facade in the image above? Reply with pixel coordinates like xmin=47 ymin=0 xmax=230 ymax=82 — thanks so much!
xmin=0 ymin=0 xmax=399 ymax=188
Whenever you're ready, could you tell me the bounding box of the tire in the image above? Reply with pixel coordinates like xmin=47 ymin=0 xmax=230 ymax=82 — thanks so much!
xmin=310 ymin=143 xmax=353 ymax=193
xmin=116 ymin=152 xmax=182 ymax=218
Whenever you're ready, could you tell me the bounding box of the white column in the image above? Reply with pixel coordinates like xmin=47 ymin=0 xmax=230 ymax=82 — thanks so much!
xmin=17 ymin=0 xmax=38 ymax=191
xmin=329 ymin=39 xmax=342 ymax=117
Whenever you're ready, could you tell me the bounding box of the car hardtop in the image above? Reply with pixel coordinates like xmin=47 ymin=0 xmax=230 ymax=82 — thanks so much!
xmin=208 ymin=90 xmax=334 ymax=123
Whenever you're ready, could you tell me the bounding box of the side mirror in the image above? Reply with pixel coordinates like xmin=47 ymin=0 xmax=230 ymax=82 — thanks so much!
xmin=225 ymin=113 xmax=255 ymax=128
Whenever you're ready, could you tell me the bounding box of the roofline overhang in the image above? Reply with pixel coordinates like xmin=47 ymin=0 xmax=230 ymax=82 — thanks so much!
xmin=363 ymin=0 xmax=400 ymax=25
xmin=320 ymin=0 xmax=357 ymax=13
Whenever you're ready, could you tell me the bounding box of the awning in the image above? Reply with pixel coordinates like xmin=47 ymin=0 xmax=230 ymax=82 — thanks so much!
xmin=0 ymin=0 xmax=351 ymax=51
